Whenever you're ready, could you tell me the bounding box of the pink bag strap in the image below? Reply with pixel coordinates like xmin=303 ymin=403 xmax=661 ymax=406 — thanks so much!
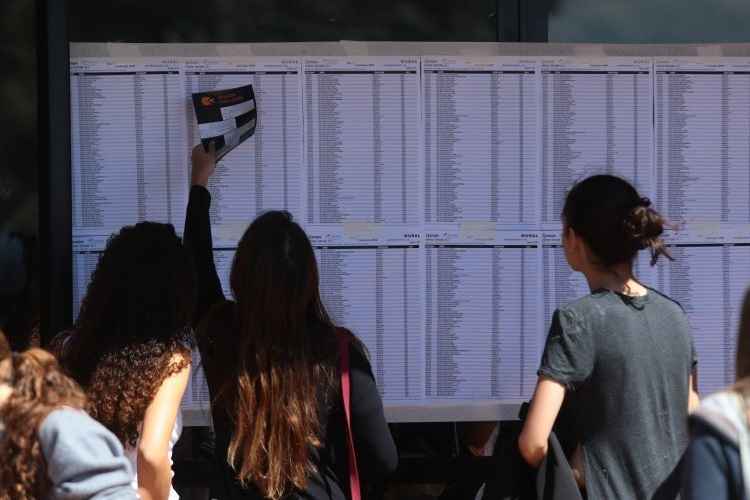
xmin=336 ymin=328 xmax=361 ymax=500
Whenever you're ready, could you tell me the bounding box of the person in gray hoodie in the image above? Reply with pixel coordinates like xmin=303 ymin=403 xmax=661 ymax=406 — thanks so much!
xmin=0 ymin=331 xmax=137 ymax=499
xmin=683 ymin=289 xmax=750 ymax=500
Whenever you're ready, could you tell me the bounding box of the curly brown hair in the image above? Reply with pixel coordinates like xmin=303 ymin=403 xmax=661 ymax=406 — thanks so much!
xmin=85 ymin=340 xmax=191 ymax=447
xmin=59 ymin=222 xmax=195 ymax=447
xmin=0 ymin=348 xmax=87 ymax=500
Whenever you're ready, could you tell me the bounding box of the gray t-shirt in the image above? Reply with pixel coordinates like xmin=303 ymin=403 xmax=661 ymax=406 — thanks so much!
xmin=539 ymin=288 xmax=696 ymax=500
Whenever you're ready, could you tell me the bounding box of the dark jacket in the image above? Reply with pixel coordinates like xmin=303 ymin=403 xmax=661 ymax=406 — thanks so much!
xmin=480 ymin=423 xmax=580 ymax=500
xmin=183 ymin=185 xmax=397 ymax=499
xmin=535 ymin=432 xmax=583 ymax=500
xmin=683 ymin=392 xmax=748 ymax=500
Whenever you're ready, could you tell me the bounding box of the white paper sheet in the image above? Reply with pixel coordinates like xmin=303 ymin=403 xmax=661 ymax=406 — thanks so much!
xmin=424 ymin=230 xmax=542 ymax=400
xmin=70 ymin=58 xmax=188 ymax=237
xmin=309 ymin=227 xmax=424 ymax=402
xmin=302 ymin=57 xmax=420 ymax=225
xmin=68 ymin=52 xmax=750 ymax=423
xmin=654 ymin=58 xmax=750 ymax=225
xmin=539 ymin=57 xmax=654 ymax=227
xmin=421 ymin=57 xmax=538 ymax=228
xmin=655 ymin=227 xmax=750 ymax=395
xmin=184 ymin=57 xmax=303 ymax=246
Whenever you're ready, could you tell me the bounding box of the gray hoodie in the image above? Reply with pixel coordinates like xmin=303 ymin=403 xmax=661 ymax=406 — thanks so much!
xmin=688 ymin=391 xmax=750 ymax=500
xmin=38 ymin=408 xmax=138 ymax=499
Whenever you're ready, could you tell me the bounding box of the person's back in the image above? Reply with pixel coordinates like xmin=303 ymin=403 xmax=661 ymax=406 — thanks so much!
xmin=519 ymin=175 xmax=698 ymax=500
xmin=547 ymin=288 xmax=693 ymax=498
xmin=186 ymin=144 xmax=397 ymax=500
xmin=199 ymin=305 xmax=396 ymax=500
xmin=56 ymin=221 xmax=195 ymax=500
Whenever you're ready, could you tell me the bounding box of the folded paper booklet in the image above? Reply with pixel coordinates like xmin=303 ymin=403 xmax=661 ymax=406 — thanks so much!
xmin=192 ymin=84 xmax=257 ymax=159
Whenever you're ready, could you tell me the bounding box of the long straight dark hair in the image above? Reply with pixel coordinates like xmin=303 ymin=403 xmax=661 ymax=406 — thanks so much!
xmin=225 ymin=210 xmax=337 ymax=499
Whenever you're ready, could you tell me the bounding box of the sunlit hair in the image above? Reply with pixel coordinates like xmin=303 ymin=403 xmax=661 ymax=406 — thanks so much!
xmin=59 ymin=222 xmax=194 ymax=446
xmin=225 ymin=210 xmax=338 ymax=499
xmin=0 ymin=348 xmax=87 ymax=499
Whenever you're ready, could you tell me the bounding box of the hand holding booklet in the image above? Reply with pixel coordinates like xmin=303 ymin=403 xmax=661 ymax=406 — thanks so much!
xmin=192 ymin=84 xmax=257 ymax=160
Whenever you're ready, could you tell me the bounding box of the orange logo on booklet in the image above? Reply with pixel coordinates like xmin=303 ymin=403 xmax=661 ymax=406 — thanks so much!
xmin=217 ymin=92 xmax=242 ymax=105
xmin=201 ymin=96 xmax=216 ymax=107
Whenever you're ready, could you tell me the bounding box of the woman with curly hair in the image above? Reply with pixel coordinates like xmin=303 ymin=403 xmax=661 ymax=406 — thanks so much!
xmin=184 ymin=144 xmax=397 ymax=500
xmin=56 ymin=222 xmax=195 ymax=500
xmin=0 ymin=331 xmax=136 ymax=499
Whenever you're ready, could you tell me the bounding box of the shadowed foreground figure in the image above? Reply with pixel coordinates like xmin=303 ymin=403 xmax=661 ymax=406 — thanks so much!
xmin=0 ymin=331 xmax=136 ymax=499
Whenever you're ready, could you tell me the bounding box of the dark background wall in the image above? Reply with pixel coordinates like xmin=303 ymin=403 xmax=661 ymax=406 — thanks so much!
xmin=1 ymin=0 xmax=37 ymax=236
xmin=4 ymin=0 xmax=502 ymax=239
xmin=2 ymin=0 xmax=750 ymax=337
xmin=67 ymin=0 xmax=499 ymax=43
xmin=2 ymin=0 xmax=750 ymax=496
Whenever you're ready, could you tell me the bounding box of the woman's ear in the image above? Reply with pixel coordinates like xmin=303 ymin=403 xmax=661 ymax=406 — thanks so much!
xmin=563 ymin=225 xmax=577 ymax=250
xmin=563 ymin=226 xmax=586 ymax=271
xmin=568 ymin=227 xmax=582 ymax=253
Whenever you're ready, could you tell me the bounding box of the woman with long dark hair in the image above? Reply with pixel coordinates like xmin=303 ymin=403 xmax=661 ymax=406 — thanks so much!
xmin=55 ymin=222 xmax=194 ymax=500
xmin=184 ymin=145 xmax=397 ymax=500
xmin=518 ymin=175 xmax=699 ymax=499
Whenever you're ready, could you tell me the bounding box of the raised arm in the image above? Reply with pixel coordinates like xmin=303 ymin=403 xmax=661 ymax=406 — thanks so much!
xmin=184 ymin=144 xmax=225 ymax=324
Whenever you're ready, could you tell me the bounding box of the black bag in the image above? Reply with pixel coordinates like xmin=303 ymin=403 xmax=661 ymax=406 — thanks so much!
xmin=480 ymin=404 xmax=537 ymax=500
xmin=535 ymin=432 xmax=583 ymax=500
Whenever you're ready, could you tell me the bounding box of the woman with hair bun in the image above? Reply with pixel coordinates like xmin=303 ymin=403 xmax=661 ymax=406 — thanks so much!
xmin=55 ymin=222 xmax=195 ymax=500
xmin=518 ymin=175 xmax=699 ymax=499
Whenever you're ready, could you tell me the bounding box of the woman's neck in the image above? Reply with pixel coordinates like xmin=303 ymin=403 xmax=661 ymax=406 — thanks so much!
xmin=582 ymin=261 xmax=648 ymax=297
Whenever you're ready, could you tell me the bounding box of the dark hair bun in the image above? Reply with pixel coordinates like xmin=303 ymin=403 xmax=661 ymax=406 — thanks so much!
xmin=625 ymin=199 xmax=664 ymax=249
xmin=563 ymin=175 xmax=673 ymax=267
xmin=624 ymin=198 xmax=671 ymax=265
